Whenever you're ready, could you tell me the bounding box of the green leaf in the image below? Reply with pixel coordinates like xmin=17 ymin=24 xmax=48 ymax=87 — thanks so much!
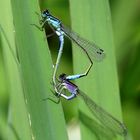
xmin=69 ymin=0 xmax=125 ymax=140
xmin=0 ymin=0 xmax=68 ymax=139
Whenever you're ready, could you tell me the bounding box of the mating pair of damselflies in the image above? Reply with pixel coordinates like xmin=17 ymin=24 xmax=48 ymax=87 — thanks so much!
xmin=37 ymin=9 xmax=127 ymax=138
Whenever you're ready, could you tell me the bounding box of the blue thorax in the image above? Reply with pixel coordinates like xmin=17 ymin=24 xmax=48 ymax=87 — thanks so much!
xmin=42 ymin=10 xmax=61 ymax=30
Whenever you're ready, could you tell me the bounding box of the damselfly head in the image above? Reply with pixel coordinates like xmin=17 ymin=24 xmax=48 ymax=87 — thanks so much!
xmin=59 ymin=73 xmax=67 ymax=81
xmin=41 ymin=9 xmax=50 ymax=18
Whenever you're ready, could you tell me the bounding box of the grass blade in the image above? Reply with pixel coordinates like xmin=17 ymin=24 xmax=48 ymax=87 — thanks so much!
xmin=0 ymin=0 xmax=69 ymax=139
xmin=69 ymin=0 xmax=125 ymax=140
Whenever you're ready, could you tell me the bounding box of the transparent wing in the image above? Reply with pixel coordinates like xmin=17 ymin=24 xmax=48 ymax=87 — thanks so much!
xmin=79 ymin=111 xmax=116 ymax=140
xmin=61 ymin=24 xmax=105 ymax=62
xmin=78 ymin=90 xmax=127 ymax=136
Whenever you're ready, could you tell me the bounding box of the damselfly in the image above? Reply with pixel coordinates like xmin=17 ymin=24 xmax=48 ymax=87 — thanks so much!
xmin=51 ymin=73 xmax=127 ymax=138
xmin=35 ymin=10 xmax=105 ymax=91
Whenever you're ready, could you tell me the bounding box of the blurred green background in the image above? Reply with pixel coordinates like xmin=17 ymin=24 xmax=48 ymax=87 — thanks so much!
xmin=0 ymin=0 xmax=140 ymax=140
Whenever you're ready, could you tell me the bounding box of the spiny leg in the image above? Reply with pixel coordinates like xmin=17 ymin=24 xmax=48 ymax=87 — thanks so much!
xmin=43 ymin=83 xmax=67 ymax=103
xmin=30 ymin=12 xmax=44 ymax=31
xmin=30 ymin=23 xmax=43 ymax=31
xmin=42 ymin=82 xmax=64 ymax=104
xmin=42 ymin=89 xmax=60 ymax=104
xmin=31 ymin=12 xmax=51 ymax=31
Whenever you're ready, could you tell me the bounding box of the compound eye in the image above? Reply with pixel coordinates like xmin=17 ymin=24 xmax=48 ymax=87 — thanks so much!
xmin=41 ymin=9 xmax=50 ymax=18
xmin=42 ymin=9 xmax=49 ymax=15
xmin=45 ymin=9 xmax=49 ymax=13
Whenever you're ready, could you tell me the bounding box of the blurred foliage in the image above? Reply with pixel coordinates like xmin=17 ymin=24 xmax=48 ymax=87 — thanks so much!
xmin=0 ymin=0 xmax=140 ymax=140
xmin=111 ymin=0 xmax=140 ymax=139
